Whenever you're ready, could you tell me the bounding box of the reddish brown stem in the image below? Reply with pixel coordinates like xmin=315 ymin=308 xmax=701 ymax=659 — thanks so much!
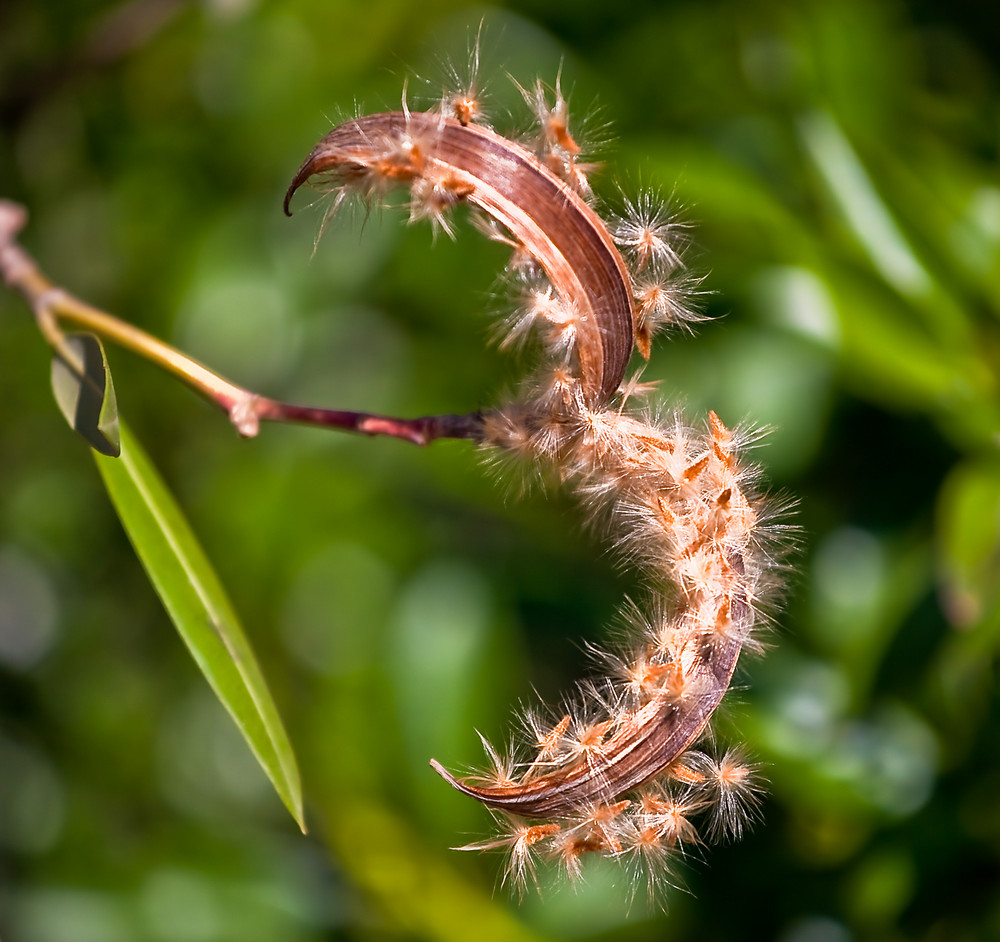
xmin=0 ymin=199 xmax=483 ymax=448
xmin=253 ymin=402 xmax=485 ymax=446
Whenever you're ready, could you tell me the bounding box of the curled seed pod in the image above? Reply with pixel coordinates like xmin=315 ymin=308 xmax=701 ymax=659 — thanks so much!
xmin=284 ymin=109 xmax=634 ymax=407
xmin=286 ymin=74 xmax=783 ymax=900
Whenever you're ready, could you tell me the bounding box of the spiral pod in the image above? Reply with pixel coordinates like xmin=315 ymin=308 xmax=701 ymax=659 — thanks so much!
xmin=285 ymin=79 xmax=778 ymax=898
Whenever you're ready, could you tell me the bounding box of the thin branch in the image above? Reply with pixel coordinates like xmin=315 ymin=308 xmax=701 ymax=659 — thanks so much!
xmin=0 ymin=199 xmax=484 ymax=446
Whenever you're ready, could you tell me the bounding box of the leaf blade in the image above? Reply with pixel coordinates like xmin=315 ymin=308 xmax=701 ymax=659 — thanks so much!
xmin=94 ymin=423 xmax=305 ymax=831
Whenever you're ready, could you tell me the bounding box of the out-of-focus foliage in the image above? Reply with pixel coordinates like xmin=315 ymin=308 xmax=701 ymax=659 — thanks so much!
xmin=1 ymin=0 xmax=998 ymax=940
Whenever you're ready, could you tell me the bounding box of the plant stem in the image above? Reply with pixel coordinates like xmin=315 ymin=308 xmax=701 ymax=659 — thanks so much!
xmin=0 ymin=200 xmax=484 ymax=446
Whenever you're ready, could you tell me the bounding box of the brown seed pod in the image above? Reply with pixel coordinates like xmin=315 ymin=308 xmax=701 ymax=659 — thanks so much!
xmin=285 ymin=86 xmax=777 ymax=898
xmin=284 ymin=111 xmax=635 ymax=406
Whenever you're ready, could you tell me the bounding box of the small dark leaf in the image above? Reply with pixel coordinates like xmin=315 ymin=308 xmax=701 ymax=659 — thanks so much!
xmin=50 ymin=333 xmax=121 ymax=457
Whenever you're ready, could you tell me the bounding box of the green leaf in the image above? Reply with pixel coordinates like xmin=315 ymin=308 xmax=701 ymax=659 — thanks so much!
xmin=51 ymin=332 xmax=121 ymax=456
xmin=937 ymin=458 xmax=1000 ymax=632
xmin=798 ymin=110 xmax=933 ymax=302
xmin=94 ymin=423 xmax=305 ymax=831
xmin=931 ymin=459 xmax=1000 ymax=732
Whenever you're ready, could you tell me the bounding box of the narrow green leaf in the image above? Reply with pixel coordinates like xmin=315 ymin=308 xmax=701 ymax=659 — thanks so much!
xmin=94 ymin=423 xmax=305 ymax=831
xmin=931 ymin=459 xmax=1000 ymax=728
xmin=51 ymin=333 xmax=121 ymax=456
xmin=798 ymin=110 xmax=933 ymax=301
xmin=937 ymin=458 xmax=1000 ymax=632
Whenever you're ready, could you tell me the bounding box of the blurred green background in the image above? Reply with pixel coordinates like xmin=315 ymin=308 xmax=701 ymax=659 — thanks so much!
xmin=1 ymin=0 xmax=999 ymax=940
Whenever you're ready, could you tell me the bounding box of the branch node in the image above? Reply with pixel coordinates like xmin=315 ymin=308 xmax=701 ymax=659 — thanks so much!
xmin=229 ymin=394 xmax=262 ymax=438
xmin=34 ymin=287 xmax=69 ymax=316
